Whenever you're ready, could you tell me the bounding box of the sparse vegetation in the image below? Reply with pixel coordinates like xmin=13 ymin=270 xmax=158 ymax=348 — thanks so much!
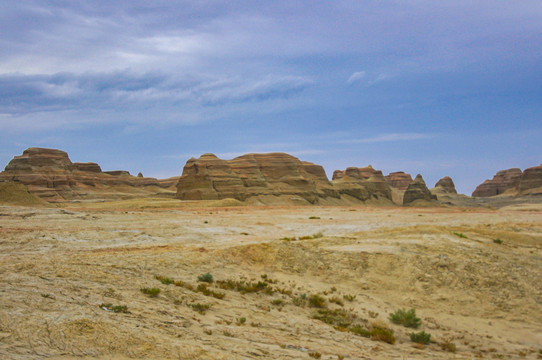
xmin=197 ymin=272 xmax=214 ymax=283
xmin=312 ymin=308 xmax=358 ymax=328
xmin=308 ymin=352 xmax=322 ymax=359
xmin=308 ymin=294 xmax=327 ymax=308
xmin=155 ymin=275 xmax=173 ymax=285
xmin=452 ymin=231 xmax=467 ymax=238
xmin=236 ymin=317 xmax=246 ymax=325
xmin=343 ymin=294 xmax=356 ymax=302
xmin=271 ymin=299 xmax=284 ymax=306
xmin=389 ymin=308 xmax=421 ymax=328
xmin=329 ymin=296 xmax=344 ymax=306
xmin=440 ymin=341 xmax=457 ymax=353
xmin=370 ymin=325 xmax=396 ymax=344
xmin=140 ymin=287 xmax=161 ymax=297
xmin=216 ymin=279 xmax=273 ymax=294
xmin=309 ymin=216 xmax=320 ymax=219
xmin=99 ymin=303 xmax=129 ymax=313
xmin=190 ymin=303 xmax=210 ymax=314
xmin=493 ymin=238 xmax=503 ymax=244
xmin=410 ymin=331 xmax=431 ymax=344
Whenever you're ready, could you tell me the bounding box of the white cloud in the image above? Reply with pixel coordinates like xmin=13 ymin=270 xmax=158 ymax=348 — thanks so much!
xmin=347 ymin=71 xmax=366 ymax=84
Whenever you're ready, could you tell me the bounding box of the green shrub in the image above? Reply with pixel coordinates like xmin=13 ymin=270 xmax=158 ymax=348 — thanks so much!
xmin=348 ymin=324 xmax=371 ymax=337
xmin=370 ymin=326 xmax=396 ymax=344
xmin=343 ymin=294 xmax=356 ymax=302
xmin=308 ymin=294 xmax=327 ymax=308
xmin=99 ymin=303 xmax=129 ymax=313
xmin=312 ymin=308 xmax=357 ymax=328
xmin=190 ymin=303 xmax=210 ymax=314
xmin=271 ymin=299 xmax=284 ymax=306
xmin=140 ymin=287 xmax=160 ymax=297
xmin=309 ymin=216 xmax=320 ymax=219
xmin=389 ymin=308 xmax=421 ymax=328
xmin=493 ymin=238 xmax=503 ymax=244
xmin=197 ymin=273 xmax=214 ymax=283
xmin=452 ymin=232 xmax=467 ymax=238
xmin=236 ymin=317 xmax=246 ymax=325
xmin=155 ymin=275 xmax=173 ymax=285
xmin=410 ymin=331 xmax=431 ymax=344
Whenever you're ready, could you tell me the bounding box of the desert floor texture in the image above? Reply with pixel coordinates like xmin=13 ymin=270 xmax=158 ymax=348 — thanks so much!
xmin=0 ymin=201 xmax=541 ymax=359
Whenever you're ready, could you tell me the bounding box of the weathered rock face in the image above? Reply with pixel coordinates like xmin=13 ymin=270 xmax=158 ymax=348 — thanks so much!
xmin=176 ymin=153 xmax=339 ymax=203
xmin=472 ymin=168 xmax=522 ymax=197
xmin=74 ymin=162 xmax=102 ymax=173
xmin=385 ymin=172 xmax=413 ymax=190
xmin=0 ymin=148 xmax=172 ymax=201
xmin=331 ymin=166 xmax=393 ymax=202
xmin=517 ymin=164 xmax=542 ymax=195
xmin=403 ymin=174 xmax=436 ymax=205
xmin=434 ymin=176 xmax=457 ymax=194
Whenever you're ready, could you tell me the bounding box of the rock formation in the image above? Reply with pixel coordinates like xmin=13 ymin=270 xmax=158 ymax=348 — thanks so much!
xmin=385 ymin=172 xmax=413 ymax=190
xmin=517 ymin=164 xmax=542 ymax=196
xmin=0 ymin=148 xmax=173 ymax=201
xmin=472 ymin=168 xmax=522 ymax=197
xmin=331 ymin=166 xmax=393 ymax=202
xmin=433 ymin=176 xmax=457 ymax=194
xmin=176 ymin=153 xmax=340 ymax=204
xmin=403 ymin=174 xmax=437 ymax=205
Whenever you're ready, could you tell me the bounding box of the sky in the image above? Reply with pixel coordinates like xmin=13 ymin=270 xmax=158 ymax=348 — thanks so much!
xmin=0 ymin=1 xmax=541 ymax=195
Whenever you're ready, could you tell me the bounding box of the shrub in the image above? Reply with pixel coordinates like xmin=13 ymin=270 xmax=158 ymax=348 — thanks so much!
xmin=370 ymin=326 xmax=396 ymax=344
xmin=410 ymin=331 xmax=431 ymax=344
xmin=308 ymin=352 xmax=321 ymax=359
xmin=190 ymin=303 xmax=210 ymax=314
xmin=100 ymin=303 xmax=129 ymax=313
xmin=389 ymin=308 xmax=421 ymax=328
xmin=343 ymin=294 xmax=356 ymax=302
xmin=309 ymin=216 xmax=320 ymax=219
xmin=312 ymin=308 xmax=357 ymax=328
xmin=348 ymin=324 xmax=371 ymax=337
xmin=140 ymin=287 xmax=160 ymax=297
xmin=155 ymin=275 xmax=173 ymax=285
xmin=329 ymin=296 xmax=344 ymax=306
xmin=493 ymin=238 xmax=503 ymax=244
xmin=271 ymin=299 xmax=284 ymax=306
xmin=308 ymin=294 xmax=327 ymax=308
xmin=236 ymin=317 xmax=246 ymax=325
xmin=440 ymin=341 xmax=457 ymax=353
xmin=452 ymin=232 xmax=467 ymax=238
xmin=197 ymin=273 xmax=214 ymax=283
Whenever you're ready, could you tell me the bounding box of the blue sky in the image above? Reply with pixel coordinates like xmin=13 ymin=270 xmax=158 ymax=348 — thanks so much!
xmin=0 ymin=1 xmax=541 ymax=194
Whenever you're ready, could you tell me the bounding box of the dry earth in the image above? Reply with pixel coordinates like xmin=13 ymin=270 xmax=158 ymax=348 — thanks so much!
xmin=0 ymin=201 xmax=541 ymax=359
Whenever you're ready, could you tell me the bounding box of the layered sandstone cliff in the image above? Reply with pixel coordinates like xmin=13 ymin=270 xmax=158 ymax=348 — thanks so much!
xmin=433 ymin=176 xmax=457 ymax=194
xmin=176 ymin=153 xmax=340 ymax=204
xmin=472 ymin=168 xmax=522 ymax=197
xmin=385 ymin=172 xmax=413 ymax=190
xmin=403 ymin=174 xmax=437 ymax=205
xmin=0 ymin=148 xmax=173 ymax=201
xmin=331 ymin=166 xmax=393 ymax=203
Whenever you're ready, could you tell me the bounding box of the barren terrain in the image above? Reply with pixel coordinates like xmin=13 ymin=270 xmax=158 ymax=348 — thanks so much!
xmin=0 ymin=201 xmax=541 ymax=359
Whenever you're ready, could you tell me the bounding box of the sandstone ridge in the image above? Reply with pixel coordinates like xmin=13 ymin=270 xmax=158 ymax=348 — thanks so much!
xmin=0 ymin=148 xmax=174 ymax=202
xmin=472 ymin=166 xmax=542 ymax=197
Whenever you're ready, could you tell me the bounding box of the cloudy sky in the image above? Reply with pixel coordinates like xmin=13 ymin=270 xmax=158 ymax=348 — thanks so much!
xmin=1 ymin=1 xmax=541 ymax=194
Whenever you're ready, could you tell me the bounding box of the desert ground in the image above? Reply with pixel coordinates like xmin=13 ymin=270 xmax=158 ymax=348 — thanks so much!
xmin=0 ymin=200 xmax=541 ymax=359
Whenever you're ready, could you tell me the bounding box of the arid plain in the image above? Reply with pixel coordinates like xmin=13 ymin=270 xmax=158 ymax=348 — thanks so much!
xmin=1 ymin=200 xmax=541 ymax=359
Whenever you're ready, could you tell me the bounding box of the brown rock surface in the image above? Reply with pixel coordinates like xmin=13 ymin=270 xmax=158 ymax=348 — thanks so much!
xmin=331 ymin=166 xmax=393 ymax=202
xmin=385 ymin=171 xmax=413 ymax=190
xmin=403 ymin=174 xmax=437 ymax=205
xmin=176 ymin=153 xmax=339 ymax=204
xmin=472 ymin=168 xmax=522 ymax=197
xmin=0 ymin=148 xmax=173 ymax=201
xmin=518 ymin=164 xmax=542 ymax=195
xmin=434 ymin=176 xmax=457 ymax=194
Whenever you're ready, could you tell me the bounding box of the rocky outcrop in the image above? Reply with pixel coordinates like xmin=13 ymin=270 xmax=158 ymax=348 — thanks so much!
xmin=385 ymin=172 xmax=413 ymax=190
xmin=403 ymin=174 xmax=437 ymax=205
xmin=0 ymin=148 xmax=172 ymax=201
xmin=331 ymin=166 xmax=393 ymax=202
xmin=517 ymin=165 xmax=542 ymax=195
xmin=176 ymin=153 xmax=339 ymax=204
xmin=433 ymin=176 xmax=457 ymax=194
xmin=472 ymin=168 xmax=522 ymax=197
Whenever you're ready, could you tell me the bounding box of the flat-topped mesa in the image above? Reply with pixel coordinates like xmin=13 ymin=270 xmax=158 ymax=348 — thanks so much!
xmin=434 ymin=176 xmax=457 ymax=194
xmin=74 ymin=162 xmax=102 ymax=173
xmin=0 ymin=147 xmax=169 ymax=201
xmin=331 ymin=165 xmax=393 ymax=202
xmin=176 ymin=153 xmax=338 ymax=203
xmin=472 ymin=168 xmax=522 ymax=197
xmin=403 ymin=174 xmax=437 ymax=205
xmin=517 ymin=164 xmax=542 ymax=195
xmin=385 ymin=171 xmax=413 ymax=190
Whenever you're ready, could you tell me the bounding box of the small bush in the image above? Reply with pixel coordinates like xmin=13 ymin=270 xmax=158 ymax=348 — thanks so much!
xmin=271 ymin=299 xmax=284 ymax=306
xmin=309 ymin=216 xmax=320 ymax=219
xmin=343 ymin=294 xmax=356 ymax=302
xmin=197 ymin=273 xmax=214 ymax=283
xmin=155 ymin=275 xmax=173 ymax=285
xmin=410 ymin=331 xmax=431 ymax=344
xmin=308 ymin=352 xmax=321 ymax=359
xmin=308 ymin=294 xmax=327 ymax=308
xmin=140 ymin=287 xmax=160 ymax=297
xmin=493 ymin=238 xmax=503 ymax=244
xmin=100 ymin=303 xmax=129 ymax=313
xmin=370 ymin=326 xmax=396 ymax=344
xmin=440 ymin=341 xmax=457 ymax=353
xmin=329 ymin=296 xmax=344 ymax=306
xmin=389 ymin=308 xmax=421 ymax=328
xmin=312 ymin=308 xmax=357 ymax=328
xmin=452 ymin=232 xmax=467 ymax=239
xmin=348 ymin=324 xmax=371 ymax=338
xmin=292 ymin=296 xmax=306 ymax=307
xmin=191 ymin=303 xmax=210 ymax=314
xmin=236 ymin=317 xmax=246 ymax=325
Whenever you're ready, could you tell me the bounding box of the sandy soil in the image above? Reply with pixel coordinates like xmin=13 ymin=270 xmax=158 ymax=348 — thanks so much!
xmin=0 ymin=203 xmax=541 ymax=359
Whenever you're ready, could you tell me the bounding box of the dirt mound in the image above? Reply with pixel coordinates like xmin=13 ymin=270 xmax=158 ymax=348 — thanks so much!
xmin=0 ymin=182 xmax=47 ymax=206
